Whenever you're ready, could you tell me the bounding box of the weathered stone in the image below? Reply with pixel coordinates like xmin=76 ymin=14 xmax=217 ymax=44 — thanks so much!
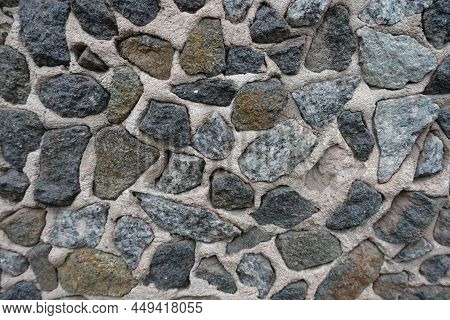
xmin=211 ymin=169 xmax=253 ymax=210
xmin=374 ymin=191 xmax=441 ymax=244
xmin=50 ymin=203 xmax=109 ymax=249
xmin=415 ymin=133 xmax=444 ymax=178
xmin=0 ymin=281 xmax=41 ymax=300
xmin=139 ymin=101 xmax=191 ymax=148
xmin=195 ymin=256 xmax=237 ymax=294
xmin=337 ymin=111 xmax=375 ymax=162
xmin=180 ymin=18 xmax=226 ymax=77
xmin=286 ymin=0 xmax=330 ymax=27
xmin=174 ymin=0 xmax=205 ymax=13
xmin=110 ymin=0 xmax=159 ymax=26
xmin=192 ymin=114 xmax=235 ymax=160
xmin=359 ymin=0 xmax=432 ymax=25
xmin=118 ymin=35 xmax=174 ymax=80
xmin=326 ymin=181 xmax=382 ymax=230
xmin=237 ymin=253 xmax=275 ymax=299
xmin=434 ymin=206 xmax=450 ymax=246
xmin=135 ymin=192 xmax=241 ymax=243
xmin=77 ymin=47 xmax=108 ymax=72
xmin=226 ymin=227 xmax=272 ymax=254
xmin=424 ymin=57 xmax=450 ymax=95
xmin=29 ymin=243 xmax=58 ymax=291
xmin=232 ymin=79 xmax=288 ymax=131
xmin=59 ymin=248 xmax=137 ymax=297
xmin=437 ymin=106 xmax=450 ymax=139
xmin=172 ymin=79 xmax=236 ymax=107
xmin=19 ymin=0 xmax=70 ymax=67
xmin=239 ymin=120 xmax=317 ymax=182
xmin=0 ymin=208 xmax=46 ymax=247
xmin=267 ymin=37 xmax=305 ymax=75
xmin=422 ymin=0 xmax=449 ymax=49
xmin=0 ymin=248 xmax=28 ymax=276
xmin=34 ymin=126 xmax=91 ymax=206
xmin=394 ymin=238 xmax=433 ymax=262
xmin=292 ymin=76 xmax=361 ymax=129
xmin=226 ymin=46 xmax=264 ymax=75
xmin=359 ymin=28 xmax=437 ymax=89
xmin=271 ymin=280 xmax=308 ymax=300
xmin=315 ymin=241 xmax=384 ymax=300
xmin=0 ymin=0 xmax=19 ymax=7
xmin=250 ymin=4 xmax=290 ymax=44
xmin=114 ymin=216 xmax=154 ymax=269
xmin=420 ymin=255 xmax=450 ymax=283
xmin=0 ymin=9 xmax=13 ymax=45
xmin=0 ymin=169 xmax=29 ymax=201
xmin=0 ymin=45 xmax=30 ymax=104
xmin=106 ymin=67 xmax=143 ymax=124
xmin=374 ymin=95 xmax=439 ymax=183
xmin=94 ymin=126 xmax=159 ymax=199
xmin=223 ymin=0 xmax=253 ymax=23
xmin=305 ymin=5 xmax=357 ymax=73
xmin=145 ymin=240 xmax=195 ymax=290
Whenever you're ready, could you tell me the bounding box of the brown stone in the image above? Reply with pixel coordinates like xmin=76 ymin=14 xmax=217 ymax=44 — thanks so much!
xmin=0 ymin=208 xmax=46 ymax=247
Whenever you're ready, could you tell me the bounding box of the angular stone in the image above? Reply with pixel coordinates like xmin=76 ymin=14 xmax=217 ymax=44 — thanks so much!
xmin=420 ymin=255 xmax=450 ymax=283
xmin=237 ymin=253 xmax=275 ymax=299
xmin=223 ymin=0 xmax=253 ymax=23
xmin=337 ymin=111 xmax=375 ymax=162
xmin=139 ymin=101 xmax=191 ymax=148
xmin=226 ymin=46 xmax=265 ymax=75
xmin=114 ymin=216 xmax=154 ymax=269
xmin=192 ymin=114 xmax=235 ymax=160
xmin=394 ymin=238 xmax=433 ymax=262
xmin=211 ymin=169 xmax=253 ymax=210
xmin=0 ymin=248 xmax=28 ymax=276
xmin=315 ymin=241 xmax=384 ymax=300
xmin=106 ymin=66 xmax=143 ymax=124
xmin=286 ymin=0 xmax=330 ymax=27
xmin=292 ymin=76 xmax=361 ymax=129
xmin=194 ymin=256 xmax=237 ymax=294
xmin=29 ymin=243 xmax=58 ymax=291
xmin=34 ymin=126 xmax=91 ymax=206
xmin=50 ymin=203 xmax=109 ymax=249
xmin=0 ymin=45 xmax=30 ymax=104
xmin=437 ymin=106 xmax=450 ymax=139
xmin=0 ymin=169 xmax=29 ymax=201
xmin=172 ymin=79 xmax=236 ymax=107
xmin=59 ymin=248 xmax=137 ymax=297
xmin=434 ymin=206 xmax=450 ymax=246
xmin=415 ymin=133 xmax=444 ymax=178
xmin=226 ymin=227 xmax=272 ymax=254
xmin=145 ymin=240 xmax=195 ymax=290
xmin=0 ymin=208 xmax=46 ymax=247
xmin=135 ymin=192 xmax=241 ymax=243
xmin=267 ymin=37 xmax=305 ymax=75
xmin=19 ymin=0 xmax=70 ymax=67
xmin=359 ymin=0 xmax=432 ymax=25
xmin=239 ymin=120 xmax=317 ymax=182
xmin=174 ymin=0 xmax=205 ymax=13
xmin=422 ymin=0 xmax=449 ymax=49
xmin=359 ymin=28 xmax=437 ymax=89
xmin=305 ymin=5 xmax=357 ymax=73
xmin=250 ymin=4 xmax=290 ymax=44
xmin=110 ymin=0 xmax=159 ymax=26
xmin=94 ymin=126 xmax=159 ymax=199
xmin=374 ymin=191 xmax=441 ymax=244
xmin=118 ymin=35 xmax=174 ymax=80
xmin=232 ymin=79 xmax=288 ymax=131
xmin=39 ymin=74 xmax=109 ymax=118
xmin=77 ymin=47 xmax=108 ymax=72
xmin=374 ymin=95 xmax=439 ymax=183
xmin=326 ymin=181 xmax=382 ymax=230
xmin=271 ymin=280 xmax=308 ymax=300
xmin=424 ymin=57 xmax=450 ymax=95
xmin=0 ymin=281 xmax=41 ymax=300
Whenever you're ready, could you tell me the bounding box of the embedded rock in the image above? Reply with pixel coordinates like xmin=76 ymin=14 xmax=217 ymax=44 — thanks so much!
xmin=394 ymin=238 xmax=433 ymax=262
xmin=0 ymin=281 xmax=41 ymax=300
xmin=77 ymin=47 xmax=108 ymax=72
xmin=286 ymin=0 xmax=330 ymax=27
xmin=422 ymin=0 xmax=449 ymax=49
xmin=271 ymin=280 xmax=308 ymax=300
xmin=0 ymin=169 xmax=29 ymax=201
xmin=223 ymin=0 xmax=253 ymax=23
xmin=0 ymin=208 xmax=46 ymax=247
xmin=226 ymin=46 xmax=265 ymax=75
xmin=0 ymin=248 xmax=28 ymax=276
xmin=194 ymin=256 xmax=237 ymax=294
xmin=424 ymin=57 xmax=450 ymax=95
xmin=434 ymin=206 xmax=450 ymax=246
xmin=415 ymin=133 xmax=444 ymax=178
xmin=437 ymin=106 xmax=450 ymax=139
xmin=359 ymin=0 xmax=432 ymax=25
xmin=267 ymin=37 xmax=305 ymax=75
xmin=226 ymin=227 xmax=272 ymax=254
xmin=174 ymin=0 xmax=205 ymax=13
xmin=171 ymin=79 xmax=237 ymax=107
xmin=0 ymin=45 xmax=30 ymax=104
xmin=250 ymin=5 xmax=290 ymax=44
xmin=237 ymin=253 xmax=275 ymax=299
xmin=210 ymin=169 xmax=254 ymax=210
xmin=110 ymin=0 xmax=159 ymax=26
xmin=29 ymin=243 xmax=58 ymax=291
xmin=419 ymin=255 xmax=450 ymax=283
xmin=0 ymin=9 xmax=12 ymax=45
xmin=0 ymin=0 xmax=19 ymax=7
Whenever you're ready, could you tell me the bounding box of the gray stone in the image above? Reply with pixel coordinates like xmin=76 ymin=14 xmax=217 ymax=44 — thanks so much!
xmin=135 ymin=192 xmax=241 ymax=243
xmin=0 ymin=1 xmax=19 ymax=7
xmin=114 ymin=216 xmax=154 ymax=269
xmin=326 ymin=181 xmax=382 ymax=230
xmin=286 ymin=0 xmax=330 ymax=27
xmin=139 ymin=101 xmax=191 ymax=148
xmin=0 ymin=169 xmax=29 ymax=201
xmin=292 ymin=76 xmax=361 ymax=129
xmin=271 ymin=280 xmax=308 ymax=300
xmin=0 ymin=208 xmax=46 ymax=247
xmin=226 ymin=46 xmax=265 ymax=75
xmin=424 ymin=56 xmax=450 ymax=95
xmin=94 ymin=126 xmax=159 ymax=199
xmin=226 ymin=227 xmax=272 ymax=254
xmin=359 ymin=28 xmax=437 ymax=89
xmin=237 ymin=253 xmax=275 ymax=299
xmin=250 ymin=4 xmax=290 ymax=44
xmin=239 ymin=120 xmax=317 ymax=182
xmin=145 ymin=240 xmax=195 ymax=290
xmin=374 ymin=191 xmax=441 ymax=244
xmin=171 ymin=79 xmax=237 ymax=107
xmin=19 ymin=0 xmax=70 ymax=67
xmin=195 ymin=256 xmax=237 ymax=294
xmin=359 ymin=0 xmax=432 ymax=25
xmin=29 ymin=243 xmax=58 ymax=291
xmin=174 ymin=0 xmax=205 ymax=13
xmin=422 ymin=0 xmax=449 ymax=49
xmin=394 ymin=238 xmax=433 ymax=262
xmin=0 ymin=281 xmax=41 ymax=300
xmin=337 ymin=111 xmax=375 ymax=162
xmin=0 ymin=248 xmax=28 ymax=276
xmin=211 ymin=169 xmax=254 ymax=210
xmin=50 ymin=203 xmax=109 ymax=249
xmin=415 ymin=133 xmax=444 ymax=178
xmin=192 ymin=114 xmax=235 ymax=160
xmin=0 ymin=45 xmax=30 ymax=104
xmin=420 ymin=255 xmax=450 ymax=283
xmin=34 ymin=126 xmax=91 ymax=206
xmin=0 ymin=9 xmax=13 ymax=45
xmin=305 ymin=5 xmax=357 ymax=73
xmin=77 ymin=47 xmax=108 ymax=72
xmin=267 ymin=37 xmax=305 ymax=75
xmin=434 ymin=206 xmax=450 ymax=246
xmin=223 ymin=0 xmax=253 ymax=23
xmin=110 ymin=0 xmax=159 ymax=26
xmin=374 ymin=95 xmax=439 ymax=183
xmin=437 ymin=106 xmax=450 ymax=139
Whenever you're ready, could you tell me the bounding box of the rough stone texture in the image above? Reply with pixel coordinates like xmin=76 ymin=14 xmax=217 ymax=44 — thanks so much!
xmin=0 ymin=248 xmax=28 ymax=276
xmin=359 ymin=0 xmax=433 ymax=25
xmin=424 ymin=57 xmax=450 ymax=95
xmin=145 ymin=240 xmax=195 ymax=290
xmin=437 ymin=106 xmax=450 ymax=139
xmin=29 ymin=243 xmax=58 ymax=291
xmin=292 ymin=76 xmax=361 ymax=129
xmin=250 ymin=4 xmax=290 ymax=44
xmin=0 ymin=0 xmax=19 ymax=7
xmin=194 ymin=256 xmax=237 ymax=294
xmin=110 ymin=0 xmax=160 ymax=27
xmin=359 ymin=28 xmax=437 ymax=89
xmin=0 ymin=281 xmax=41 ymax=300
xmin=34 ymin=126 xmax=91 ymax=206
xmin=77 ymin=47 xmax=108 ymax=72
xmin=226 ymin=227 xmax=272 ymax=254
xmin=374 ymin=95 xmax=439 ymax=183
xmin=239 ymin=120 xmax=317 ymax=182
xmin=39 ymin=74 xmax=110 ymax=118
xmin=305 ymin=5 xmax=357 ymax=73
xmin=434 ymin=206 xmax=450 ymax=246
xmin=0 ymin=169 xmax=29 ymax=201
xmin=94 ymin=126 xmax=159 ymax=199
xmin=422 ymin=0 xmax=449 ymax=49
xmin=226 ymin=46 xmax=265 ymax=75
xmin=210 ymin=169 xmax=254 ymax=210
xmin=419 ymin=255 xmax=450 ymax=283
xmin=415 ymin=133 xmax=444 ymax=178
xmin=271 ymin=280 xmax=308 ymax=300
xmin=267 ymin=37 xmax=305 ymax=75
xmin=0 ymin=9 xmax=13 ymax=45
xmin=237 ymin=253 xmax=275 ymax=298
xmin=315 ymin=241 xmax=384 ymax=300
xmin=0 ymin=208 xmax=46 ymax=247
xmin=174 ymin=0 xmax=205 ymax=13
xmin=394 ymin=238 xmax=433 ymax=262
xmin=0 ymin=45 xmax=30 ymax=104
xmin=172 ymin=79 xmax=237 ymax=107
xmin=286 ymin=0 xmax=330 ymax=27
xmin=223 ymin=0 xmax=253 ymax=23
xmin=135 ymin=193 xmax=241 ymax=243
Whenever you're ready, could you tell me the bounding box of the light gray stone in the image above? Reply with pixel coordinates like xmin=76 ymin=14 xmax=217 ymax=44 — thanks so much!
xmin=286 ymin=0 xmax=330 ymax=27
xmin=415 ymin=133 xmax=444 ymax=178
xmin=0 ymin=248 xmax=28 ymax=276
xmin=394 ymin=238 xmax=433 ymax=262
xmin=195 ymin=256 xmax=237 ymax=294
xmin=237 ymin=253 xmax=275 ymax=298
xmin=223 ymin=0 xmax=253 ymax=23
xmin=226 ymin=227 xmax=272 ymax=254
xmin=359 ymin=0 xmax=433 ymax=25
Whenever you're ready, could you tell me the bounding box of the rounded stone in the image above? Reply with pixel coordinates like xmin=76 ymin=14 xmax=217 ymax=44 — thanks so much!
xmin=0 ymin=45 xmax=30 ymax=104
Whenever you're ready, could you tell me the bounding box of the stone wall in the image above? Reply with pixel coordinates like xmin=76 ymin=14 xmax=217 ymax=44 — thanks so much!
xmin=0 ymin=0 xmax=449 ymax=300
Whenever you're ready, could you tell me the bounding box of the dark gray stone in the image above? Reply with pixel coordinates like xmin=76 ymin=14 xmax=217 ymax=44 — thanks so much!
xmin=0 ymin=208 xmax=46 ymax=247
xmin=0 ymin=169 xmax=29 ymax=201
xmin=0 ymin=0 xmax=19 ymax=7
xmin=393 ymin=238 xmax=433 ymax=262
xmin=77 ymin=47 xmax=108 ymax=72
xmin=415 ymin=133 xmax=444 ymax=178
xmin=0 ymin=248 xmax=28 ymax=276
xmin=437 ymin=106 xmax=450 ymax=139
xmin=424 ymin=57 xmax=450 ymax=95
xmin=0 ymin=45 xmax=30 ymax=104
xmin=420 ymin=255 xmax=450 ymax=283
xmin=29 ymin=243 xmax=58 ymax=291
xmin=174 ymin=0 xmax=205 ymax=13
xmin=110 ymin=0 xmax=160 ymax=26
xmin=226 ymin=227 xmax=272 ymax=254
xmin=359 ymin=0 xmax=432 ymax=25
xmin=0 ymin=281 xmax=41 ymax=300
xmin=226 ymin=46 xmax=265 ymax=75
xmin=271 ymin=280 xmax=308 ymax=300
xmin=0 ymin=9 xmax=13 ymax=45
xmin=237 ymin=253 xmax=275 ymax=298
xmin=434 ymin=206 xmax=450 ymax=246
xmin=171 ymin=79 xmax=237 ymax=106
xmin=267 ymin=37 xmax=305 ymax=75
xmin=250 ymin=4 xmax=290 ymax=44
xmin=195 ymin=256 xmax=237 ymax=294
xmin=223 ymin=0 xmax=253 ymax=23
xmin=286 ymin=0 xmax=330 ymax=27
xmin=211 ymin=169 xmax=254 ymax=210
xmin=422 ymin=0 xmax=450 ymax=49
